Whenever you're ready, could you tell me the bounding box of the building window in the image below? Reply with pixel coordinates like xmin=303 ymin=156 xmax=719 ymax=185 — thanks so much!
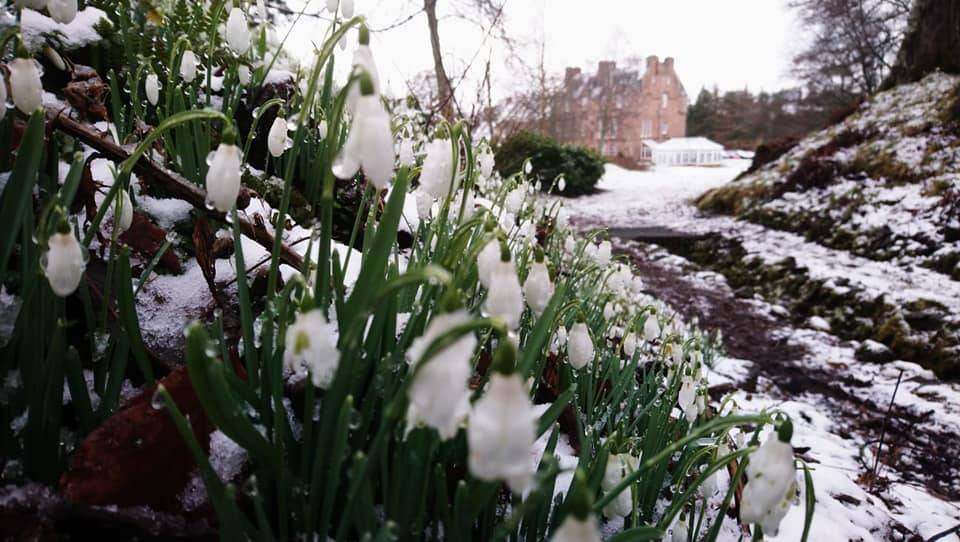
xmin=641 ymin=120 xmax=653 ymax=138
xmin=661 ymin=122 xmax=669 ymax=136
xmin=603 ymin=141 xmax=618 ymax=156
xmin=661 ymin=92 xmax=668 ymax=109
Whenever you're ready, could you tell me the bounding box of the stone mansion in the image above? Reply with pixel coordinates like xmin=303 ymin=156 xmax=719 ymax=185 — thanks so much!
xmin=554 ymin=56 xmax=689 ymax=165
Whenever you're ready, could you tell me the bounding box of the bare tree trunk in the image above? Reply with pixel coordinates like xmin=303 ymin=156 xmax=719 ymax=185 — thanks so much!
xmin=424 ymin=0 xmax=456 ymax=120
xmin=882 ymin=0 xmax=960 ymax=89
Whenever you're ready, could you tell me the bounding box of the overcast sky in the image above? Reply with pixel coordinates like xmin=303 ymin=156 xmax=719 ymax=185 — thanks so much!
xmin=281 ymin=0 xmax=801 ymax=103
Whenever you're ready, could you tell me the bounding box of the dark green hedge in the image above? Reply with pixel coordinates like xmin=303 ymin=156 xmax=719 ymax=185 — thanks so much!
xmin=494 ymin=131 xmax=605 ymax=196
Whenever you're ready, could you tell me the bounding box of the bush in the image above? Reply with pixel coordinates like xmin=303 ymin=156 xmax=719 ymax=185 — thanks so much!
xmin=494 ymin=130 xmax=605 ymax=196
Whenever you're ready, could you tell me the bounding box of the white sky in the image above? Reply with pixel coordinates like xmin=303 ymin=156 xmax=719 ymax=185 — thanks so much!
xmin=280 ymin=0 xmax=802 ymax=104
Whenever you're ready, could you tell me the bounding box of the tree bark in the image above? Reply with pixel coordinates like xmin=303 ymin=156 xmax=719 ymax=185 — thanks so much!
xmin=882 ymin=0 xmax=960 ymax=89
xmin=424 ymin=0 xmax=456 ymax=120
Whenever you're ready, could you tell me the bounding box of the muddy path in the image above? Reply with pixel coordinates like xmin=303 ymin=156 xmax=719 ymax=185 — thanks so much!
xmin=613 ymin=238 xmax=960 ymax=505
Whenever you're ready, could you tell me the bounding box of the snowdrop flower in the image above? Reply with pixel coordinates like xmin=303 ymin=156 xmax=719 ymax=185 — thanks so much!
xmin=0 ymin=72 xmax=6 ymax=122
xmin=622 ymin=330 xmax=640 ymax=357
xmin=145 ymin=73 xmax=160 ymax=106
xmin=671 ymin=516 xmax=689 ymax=542
xmin=741 ymin=422 xmax=797 ymax=537
xmin=267 ymin=116 xmax=289 ymax=158
xmin=406 ymin=309 xmax=477 ymax=439
xmin=347 ymin=27 xmax=380 ymax=113
xmin=567 ymin=321 xmax=594 ymax=370
xmin=467 ymin=372 xmax=536 ymax=494
xmin=46 ymin=0 xmax=77 ymax=24
xmin=523 ymin=253 xmax=553 ymax=316
xmin=523 ymin=160 xmax=533 ymax=174
xmin=603 ymin=302 xmax=616 ymax=320
xmin=238 ymin=65 xmax=251 ymax=85
xmin=225 ymin=7 xmax=251 ymax=54
xmin=333 ymin=75 xmax=394 ymax=189
xmin=699 ymin=468 xmax=720 ymax=497
xmin=205 ymin=137 xmax=242 ymax=212
xmin=284 ymin=309 xmax=340 ymax=388
xmin=419 ymin=139 xmax=456 ymax=199
xmin=677 ymin=373 xmax=696 ymax=414
xmin=476 ymin=237 xmax=500 ymax=289
xmin=550 ymin=515 xmax=601 ymax=542
xmin=318 ymin=119 xmax=329 ymax=139
xmin=643 ymin=315 xmax=661 ymax=341
xmin=398 ymin=138 xmax=415 ymax=167
xmin=594 ymin=239 xmax=611 ymax=266
xmin=180 ymin=50 xmax=199 ymax=83
xmin=415 ymin=189 xmax=434 ymax=221
xmin=601 ymin=454 xmax=637 ymax=519
xmin=557 ymin=176 xmax=566 ymax=192
xmin=478 ymin=150 xmax=495 ymax=178
xmin=257 ymin=0 xmax=267 ymax=20
xmin=115 ymin=187 xmax=134 ymax=234
xmin=42 ymin=227 xmax=85 ymax=297
xmin=340 ymin=0 xmax=354 ymax=18
xmin=482 ymin=248 xmax=524 ymax=330
xmin=550 ymin=325 xmax=567 ymax=355
xmin=505 ymin=187 xmax=524 ymax=214
xmin=326 ymin=0 xmax=338 ymax=12
xmin=8 ymin=58 xmax=43 ymax=114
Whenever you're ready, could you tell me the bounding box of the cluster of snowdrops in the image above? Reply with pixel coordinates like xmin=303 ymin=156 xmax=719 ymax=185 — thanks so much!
xmin=0 ymin=0 xmax=810 ymax=540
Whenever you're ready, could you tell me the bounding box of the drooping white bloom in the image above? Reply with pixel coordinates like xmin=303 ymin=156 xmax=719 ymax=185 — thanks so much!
xmin=284 ymin=309 xmax=340 ymax=388
xmin=0 ymin=72 xmax=7 ymax=122
xmin=326 ymin=0 xmax=338 ymax=12
xmin=398 ymin=138 xmax=416 ymax=167
xmin=558 ymin=176 xmax=566 ymax=192
xmin=483 ymin=258 xmax=524 ymax=330
xmin=145 ymin=73 xmax=160 ymax=106
xmin=42 ymin=230 xmax=85 ymax=297
xmin=622 ymin=332 xmax=637 ymax=358
xmin=46 ymin=0 xmax=77 ymax=24
xmin=115 ymin=187 xmax=134 ymax=233
xmin=256 ymin=0 xmax=267 ymax=20
xmin=671 ymin=516 xmax=689 ymax=542
xmin=406 ymin=309 xmax=476 ymax=439
xmin=347 ymin=45 xmax=380 ymax=113
xmin=225 ymin=7 xmax=251 ymax=54
xmin=317 ymin=119 xmax=329 ymax=139
xmin=238 ymin=65 xmax=251 ymax=85
xmin=699 ymin=468 xmax=720 ymax=497
xmin=333 ymin=94 xmax=394 ymax=189
xmin=476 ymin=238 xmax=500 ymax=289
xmin=8 ymin=58 xmax=43 ymax=114
xmin=523 ymin=260 xmax=553 ymax=316
xmin=741 ymin=434 xmax=797 ymax=536
xmin=415 ymin=189 xmax=433 ymax=221
xmin=550 ymin=325 xmax=567 ymax=355
xmin=601 ymin=454 xmax=637 ymax=519
xmin=549 ymin=514 xmax=601 ymax=542
xmin=594 ymin=240 xmax=612 ymax=266
xmin=567 ymin=322 xmax=594 ymax=370
xmin=504 ymin=187 xmax=524 ymax=214
xmin=340 ymin=0 xmax=354 ymax=18
xmin=643 ymin=315 xmax=661 ymax=341
xmin=180 ymin=50 xmax=199 ymax=83
xmin=478 ymin=150 xmax=495 ymax=178
xmin=205 ymin=143 xmax=242 ymax=212
xmin=603 ymin=302 xmax=616 ymax=320
xmin=419 ymin=139 xmax=455 ymax=199
xmin=467 ymin=373 xmax=536 ymax=494
xmin=678 ymin=374 xmax=696 ymax=415
xmin=267 ymin=116 xmax=289 ymax=158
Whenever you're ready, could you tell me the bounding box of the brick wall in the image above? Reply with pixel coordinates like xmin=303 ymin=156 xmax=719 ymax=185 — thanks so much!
xmin=555 ymin=56 xmax=688 ymax=165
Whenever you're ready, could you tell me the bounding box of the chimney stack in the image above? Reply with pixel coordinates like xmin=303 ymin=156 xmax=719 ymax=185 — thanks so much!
xmin=564 ymin=67 xmax=581 ymax=86
xmin=663 ymin=57 xmax=675 ymax=71
xmin=646 ymin=55 xmax=659 ymax=74
xmin=597 ymin=61 xmax=616 ymax=83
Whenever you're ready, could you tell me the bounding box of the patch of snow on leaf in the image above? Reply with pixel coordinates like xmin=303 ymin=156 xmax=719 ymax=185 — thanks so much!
xmin=21 ymin=7 xmax=109 ymax=52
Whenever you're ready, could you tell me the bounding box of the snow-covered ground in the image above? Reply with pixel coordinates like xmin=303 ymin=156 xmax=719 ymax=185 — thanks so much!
xmin=561 ymin=163 xmax=960 ymax=541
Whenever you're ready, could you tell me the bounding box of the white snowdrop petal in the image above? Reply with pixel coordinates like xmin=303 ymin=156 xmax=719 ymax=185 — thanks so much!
xmin=8 ymin=58 xmax=43 ymax=114
xmin=567 ymin=322 xmax=594 ymax=370
xmin=267 ymin=117 xmax=288 ymax=158
xmin=226 ymin=8 xmax=251 ymax=54
xmin=43 ymin=231 xmax=85 ymax=297
xmin=46 ymin=0 xmax=77 ymax=24
xmin=205 ymin=144 xmax=242 ymax=212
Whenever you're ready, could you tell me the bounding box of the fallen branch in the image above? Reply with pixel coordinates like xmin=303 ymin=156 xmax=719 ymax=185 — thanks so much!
xmin=45 ymin=106 xmax=305 ymax=270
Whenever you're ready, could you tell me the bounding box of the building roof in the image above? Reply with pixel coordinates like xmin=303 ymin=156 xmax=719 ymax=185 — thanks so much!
xmin=642 ymin=137 xmax=724 ymax=151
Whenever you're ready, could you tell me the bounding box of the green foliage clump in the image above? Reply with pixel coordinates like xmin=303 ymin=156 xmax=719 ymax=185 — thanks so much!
xmin=494 ymin=131 xmax=605 ymax=197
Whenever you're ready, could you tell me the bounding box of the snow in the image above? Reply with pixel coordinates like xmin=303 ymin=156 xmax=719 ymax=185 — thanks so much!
xmin=138 ymin=195 xmax=194 ymax=231
xmin=0 ymin=286 xmax=21 ymax=348
xmin=562 ymin=161 xmax=960 ymax=540
xmin=21 ymin=7 xmax=110 ymax=53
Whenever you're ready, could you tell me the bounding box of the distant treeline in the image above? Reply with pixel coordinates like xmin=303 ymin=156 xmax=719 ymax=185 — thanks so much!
xmin=685 ymin=87 xmax=844 ymax=151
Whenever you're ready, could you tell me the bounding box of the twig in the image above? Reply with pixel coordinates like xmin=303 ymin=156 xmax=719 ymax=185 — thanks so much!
xmin=45 ymin=107 xmax=305 ymax=271
xmin=869 ymin=368 xmax=904 ymax=491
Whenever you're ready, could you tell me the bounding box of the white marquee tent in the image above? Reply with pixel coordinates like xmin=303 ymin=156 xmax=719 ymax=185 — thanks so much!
xmin=642 ymin=137 xmax=724 ymax=167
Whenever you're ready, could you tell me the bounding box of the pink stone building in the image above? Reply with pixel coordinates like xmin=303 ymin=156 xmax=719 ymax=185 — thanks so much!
xmin=554 ymin=56 xmax=689 ymax=165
